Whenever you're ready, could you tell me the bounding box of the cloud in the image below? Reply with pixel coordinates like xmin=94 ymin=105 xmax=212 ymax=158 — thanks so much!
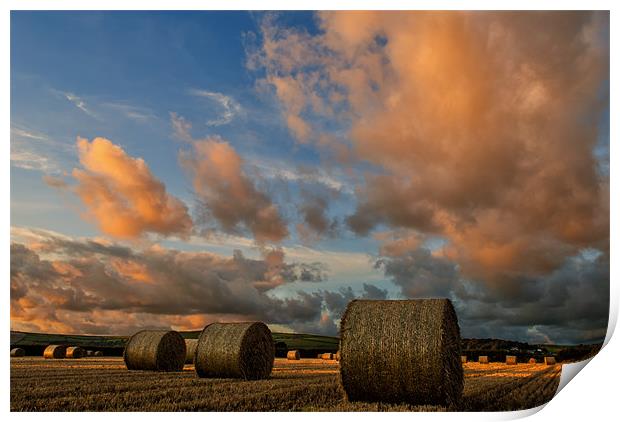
xmin=10 ymin=125 xmax=73 ymax=174
xmin=71 ymin=137 xmax=192 ymax=239
xmin=174 ymin=116 xmax=288 ymax=243
xmin=10 ymin=228 xmax=385 ymax=336
xmin=376 ymin=243 xmax=608 ymax=344
xmin=170 ymin=112 xmax=194 ymax=143
xmin=59 ymin=91 xmax=99 ymax=119
xmin=10 ymin=149 xmax=58 ymax=173
xmin=255 ymin=11 xmax=609 ymax=284
xmin=42 ymin=175 xmax=68 ymax=189
xmin=189 ymin=89 xmax=242 ymax=126
xmin=102 ymin=102 xmax=155 ymax=122
xmin=296 ymin=189 xmax=339 ymax=244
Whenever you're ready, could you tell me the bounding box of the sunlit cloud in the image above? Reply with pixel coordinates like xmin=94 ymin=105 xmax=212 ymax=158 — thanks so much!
xmin=71 ymin=136 xmax=193 ymax=239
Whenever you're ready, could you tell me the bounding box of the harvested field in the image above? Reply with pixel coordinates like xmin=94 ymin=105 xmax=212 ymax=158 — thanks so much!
xmin=10 ymin=358 xmax=560 ymax=411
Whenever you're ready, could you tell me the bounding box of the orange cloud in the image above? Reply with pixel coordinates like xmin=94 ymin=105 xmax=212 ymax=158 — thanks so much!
xmin=180 ymin=137 xmax=288 ymax=243
xmin=257 ymin=11 xmax=609 ymax=282
xmin=72 ymin=137 xmax=192 ymax=239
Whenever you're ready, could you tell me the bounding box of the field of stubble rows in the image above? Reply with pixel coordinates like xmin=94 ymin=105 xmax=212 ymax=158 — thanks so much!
xmin=11 ymin=357 xmax=561 ymax=411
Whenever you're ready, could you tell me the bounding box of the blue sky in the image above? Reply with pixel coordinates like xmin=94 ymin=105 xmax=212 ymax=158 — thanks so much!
xmin=10 ymin=11 xmax=610 ymax=343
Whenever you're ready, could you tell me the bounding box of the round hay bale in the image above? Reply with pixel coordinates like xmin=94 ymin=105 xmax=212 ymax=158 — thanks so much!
xmin=287 ymin=350 xmax=300 ymax=360
xmin=529 ymin=357 xmax=537 ymax=364
xmin=124 ymin=330 xmax=185 ymax=371
xmin=321 ymin=353 xmax=333 ymax=360
xmin=544 ymin=356 xmax=556 ymax=365
xmin=505 ymin=355 xmax=517 ymax=365
xmin=317 ymin=353 xmax=322 ymax=359
xmin=461 ymin=355 xmax=467 ymax=364
xmin=43 ymin=345 xmax=66 ymax=359
xmin=86 ymin=350 xmax=94 ymax=357
xmin=340 ymin=299 xmax=463 ymax=407
xmin=195 ymin=322 xmax=274 ymax=380
xmin=66 ymin=346 xmax=85 ymax=359
xmin=185 ymin=339 xmax=198 ymax=364
xmin=478 ymin=356 xmax=489 ymax=364
xmin=11 ymin=348 xmax=25 ymax=357
xmin=94 ymin=351 xmax=103 ymax=357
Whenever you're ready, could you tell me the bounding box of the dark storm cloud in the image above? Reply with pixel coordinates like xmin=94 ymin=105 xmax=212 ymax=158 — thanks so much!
xmin=377 ymin=246 xmax=609 ymax=344
xmin=10 ymin=230 xmax=385 ymax=336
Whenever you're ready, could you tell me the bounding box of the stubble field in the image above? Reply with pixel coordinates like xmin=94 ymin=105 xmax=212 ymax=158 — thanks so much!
xmin=10 ymin=357 xmax=561 ymax=411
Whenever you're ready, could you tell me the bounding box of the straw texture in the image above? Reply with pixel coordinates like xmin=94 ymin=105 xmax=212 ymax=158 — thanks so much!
xmin=194 ymin=322 xmax=274 ymax=380
xmin=185 ymin=339 xmax=198 ymax=364
xmin=124 ymin=330 xmax=186 ymax=371
xmin=544 ymin=356 xmax=556 ymax=365
xmin=43 ymin=345 xmax=66 ymax=359
xmin=339 ymin=299 xmax=463 ymax=407
xmin=11 ymin=348 xmax=25 ymax=357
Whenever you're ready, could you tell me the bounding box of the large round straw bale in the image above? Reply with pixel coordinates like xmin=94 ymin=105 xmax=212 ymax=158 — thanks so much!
xmin=529 ymin=357 xmax=537 ymax=364
xmin=340 ymin=299 xmax=463 ymax=407
xmin=544 ymin=356 xmax=556 ymax=365
xmin=124 ymin=330 xmax=185 ymax=371
xmin=66 ymin=346 xmax=85 ymax=359
xmin=287 ymin=350 xmax=300 ymax=360
xmin=505 ymin=355 xmax=517 ymax=365
xmin=185 ymin=339 xmax=198 ymax=364
xmin=195 ymin=322 xmax=274 ymax=380
xmin=11 ymin=348 xmax=25 ymax=357
xmin=478 ymin=356 xmax=489 ymax=364
xmin=43 ymin=345 xmax=66 ymax=359
xmin=94 ymin=351 xmax=103 ymax=357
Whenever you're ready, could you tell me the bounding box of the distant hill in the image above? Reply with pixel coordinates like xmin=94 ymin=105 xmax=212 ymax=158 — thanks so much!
xmin=10 ymin=330 xmax=601 ymax=362
xmin=9 ymin=330 xmax=339 ymax=358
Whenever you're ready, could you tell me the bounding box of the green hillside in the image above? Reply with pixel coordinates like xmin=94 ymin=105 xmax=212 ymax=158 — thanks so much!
xmin=10 ymin=330 xmax=339 ymax=353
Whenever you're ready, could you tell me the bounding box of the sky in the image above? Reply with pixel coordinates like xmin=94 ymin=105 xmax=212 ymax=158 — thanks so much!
xmin=10 ymin=11 xmax=610 ymax=344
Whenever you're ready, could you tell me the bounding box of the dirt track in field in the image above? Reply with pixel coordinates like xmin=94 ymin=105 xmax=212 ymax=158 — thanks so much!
xmin=10 ymin=357 xmax=561 ymax=411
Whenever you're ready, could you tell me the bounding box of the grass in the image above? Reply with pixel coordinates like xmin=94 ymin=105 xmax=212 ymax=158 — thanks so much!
xmin=10 ymin=358 xmax=560 ymax=411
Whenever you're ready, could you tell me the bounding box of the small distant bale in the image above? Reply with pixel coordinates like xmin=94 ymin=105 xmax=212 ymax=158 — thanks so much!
xmin=66 ymin=346 xmax=85 ymax=359
xmin=478 ymin=356 xmax=489 ymax=364
xmin=185 ymin=338 xmax=198 ymax=364
xmin=43 ymin=345 xmax=66 ymax=359
xmin=321 ymin=353 xmax=333 ymax=360
xmin=86 ymin=350 xmax=94 ymax=357
xmin=195 ymin=322 xmax=274 ymax=380
xmin=317 ymin=353 xmax=323 ymax=359
xmin=529 ymin=358 xmax=537 ymax=364
xmin=339 ymin=299 xmax=463 ymax=407
xmin=461 ymin=355 xmax=467 ymax=364
xmin=94 ymin=351 xmax=103 ymax=357
xmin=185 ymin=339 xmax=198 ymax=364
xmin=544 ymin=356 xmax=556 ymax=365
xmin=11 ymin=348 xmax=25 ymax=357
xmin=124 ymin=330 xmax=186 ymax=371
xmin=335 ymin=351 xmax=340 ymax=361
xmin=506 ymin=355 xmax=517 ymax=365
xmin=287 ymin=350 xmax=300 ymax=360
